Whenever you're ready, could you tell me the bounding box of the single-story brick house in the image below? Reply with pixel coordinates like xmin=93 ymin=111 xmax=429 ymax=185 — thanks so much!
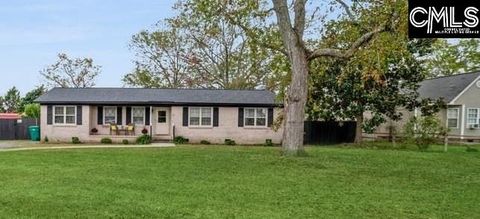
xmin=36 ymin=88 xmax=283 ymax=144
xmin=370 ymin=71 xmax=480 ymax=140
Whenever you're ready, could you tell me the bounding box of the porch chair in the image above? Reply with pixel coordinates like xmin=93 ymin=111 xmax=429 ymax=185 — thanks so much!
xmin=127 ymin=124 xmax=135 ymax=136
xmin=110 ymin=124 xmax=119 ymax=135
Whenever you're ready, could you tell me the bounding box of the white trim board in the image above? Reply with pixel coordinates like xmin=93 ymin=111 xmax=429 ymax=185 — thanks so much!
xmin=449 ymin=75 xmax=480 ymax=105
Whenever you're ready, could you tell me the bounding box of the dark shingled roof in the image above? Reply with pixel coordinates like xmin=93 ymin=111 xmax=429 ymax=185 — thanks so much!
xmin=418 ymin=71 xmax=480 ymax=103
xmin=36 ymin=88 xmax=280 ymax=106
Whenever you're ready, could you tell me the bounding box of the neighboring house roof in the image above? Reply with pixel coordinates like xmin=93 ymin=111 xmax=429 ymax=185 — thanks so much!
xmin=36 ymin=88 xmax=280 ymax=107
xmin=0 ymin=113 xmax=21 ymax=120
xmin=418 ymin=71 xmax=480 ymax=103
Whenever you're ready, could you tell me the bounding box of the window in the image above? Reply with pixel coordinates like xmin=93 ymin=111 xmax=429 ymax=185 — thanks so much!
xmin=158 ymin=111 xmax=166 ymax=123
xmin=54 ymin=106 xmax=76 ymax=125
xmin=104 ymin=106 xmax=117 ymax=124
xmin=132 ymin=107 xmax=145 ymax=125
xmin=447 ymin=108 xmax=459 ymax=128
xmin=189 ymin=107 xmax=212 ymax=127
xmin=244 ymin=108 xmax=267 ymax=127
xmin=467 ymin=108 xmax=480 ymax=125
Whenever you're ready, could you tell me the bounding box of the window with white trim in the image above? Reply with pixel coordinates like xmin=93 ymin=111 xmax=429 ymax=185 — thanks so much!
xmin=54 ymin=106 xmax=76 ymax=125
xmin=244 ymin=108 xmax=267 ymax=127
xmin=132 ymin=107 xmax=145 ymax=125
xmin=467 ymin=108 xmax=480 ymax=125
xmin=447 ymin=108 xmax=459 ymax=128
xmin=189 ymin=107 xmax=212 ymax=126
xmin=104 ymin=106 xmax=117 ymax=124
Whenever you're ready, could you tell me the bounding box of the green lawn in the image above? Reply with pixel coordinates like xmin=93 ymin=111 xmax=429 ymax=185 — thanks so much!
xmin=0 ymin=145 xmax=479 ymax=218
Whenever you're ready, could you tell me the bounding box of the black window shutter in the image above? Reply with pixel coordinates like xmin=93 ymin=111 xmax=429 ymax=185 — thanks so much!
xmin=117 ymin=107 xmax=123 ymax=125
xmin=97 ymin=106 xmax=103 ymax=125
xmin=47 ymin=105 xmax=53 ymax=125
xmin=145 ymin=107 xmax=150 ymax=125
xmin=182 ymin=107 xmax=188 ymax=126
xmin=213 ymin=107 xmax=219 ymax=127
xmin=126 ymin=107 xmax=132 ymax=124
xmin=238 ymin=107 xmax=244 ymax=127
xmin=267 ymin=108 xmax=274 ymax=127
xmin=77 ymin=106 xmax=82 ymax=125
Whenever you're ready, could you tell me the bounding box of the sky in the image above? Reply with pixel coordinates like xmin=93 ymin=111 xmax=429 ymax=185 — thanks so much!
xmin=0 ymin=0 xmax=177 ymax=95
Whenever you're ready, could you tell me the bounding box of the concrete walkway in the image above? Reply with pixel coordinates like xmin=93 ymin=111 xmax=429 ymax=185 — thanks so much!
xmin=0 ymin=143 xmax=175 ymax=152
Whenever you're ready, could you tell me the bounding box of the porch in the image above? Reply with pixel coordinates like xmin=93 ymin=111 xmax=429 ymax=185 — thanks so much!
xmin=89 ymin=105 xmax=173 ymax=141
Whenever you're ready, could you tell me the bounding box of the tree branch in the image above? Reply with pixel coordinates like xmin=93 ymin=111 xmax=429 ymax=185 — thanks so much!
xmin=294 ymin=0 xmax=307 ymax=40
xmin=335 ymin=0 xmax=354 ymax=20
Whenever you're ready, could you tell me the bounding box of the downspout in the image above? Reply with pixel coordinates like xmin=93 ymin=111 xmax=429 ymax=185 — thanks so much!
xmin=150 ymin=106 xmax=153 ymax=140
xmin=461 ymin=105 xmax=465 ymax=140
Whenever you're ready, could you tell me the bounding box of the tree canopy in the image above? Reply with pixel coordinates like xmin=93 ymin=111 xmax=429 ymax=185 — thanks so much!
xmin=41 ymin=53 xmax=101 ymax=88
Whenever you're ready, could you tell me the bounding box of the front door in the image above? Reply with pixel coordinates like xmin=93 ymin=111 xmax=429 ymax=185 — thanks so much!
xmin=155 ymin=107 xmax=170 ymax=135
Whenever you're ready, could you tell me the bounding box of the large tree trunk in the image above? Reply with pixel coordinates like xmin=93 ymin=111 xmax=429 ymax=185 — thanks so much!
xmin=354 ymin=114 xmax=363 ymax=144
xmin=282 ymin=49 xmax=308 ymax=156
xmin=272 ymin=0 xmax=308 ymax=156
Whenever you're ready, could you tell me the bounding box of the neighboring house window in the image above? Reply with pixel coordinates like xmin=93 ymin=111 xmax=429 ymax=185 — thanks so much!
xmin=189 ymin=107 xmax=212 ymax=126
xmin=132 ymin=107 xmax=145 ymax=125
xmin=244 ymin=108 xmax=267 ymax=127
xmin=447 ymin=108 xmax=459 ymax=128
xmin=54 ymin=106 xmax=76 ymax=125
xmin=467 ymin=108 xmax=479 ymax=126
xmin=104 ymin=106 xmax=117 ymax=124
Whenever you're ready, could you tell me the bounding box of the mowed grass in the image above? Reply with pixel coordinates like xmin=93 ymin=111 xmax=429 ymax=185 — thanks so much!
xmin=0 ymin=145 xmax=479 ymax=218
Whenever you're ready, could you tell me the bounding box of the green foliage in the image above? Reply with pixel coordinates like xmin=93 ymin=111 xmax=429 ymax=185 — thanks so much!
xmin=2 ymin=86 xmax=21 ymax=113
xmin=424 ymin=39 xmax=480 ymax=77
xmin=40 ymin=53 xmax=101 ymax=88
xmin=173 ymin=136 xmax=189 ymax=144
xmin=403 ymin=116 xmax=447 ymax=151
xmin=136 ymin=135 xmax=152 ymax=145
xmin=71 ymin=137 xmax=81 ymax=144
xmin=100 ymin=138 xmax=113 ymax=144
xmin=24 ymin=104 xmax=40 ymax=119
xmin=44 ymin=136 xmax=49 ymax=143
xmin=19 ymin=86 xmax=46 ymax=112
xmin=200 ymin=140 xmax=211 ymax=145
xmin=224 ymin=139 xmax=236 ymax=145
xmin=122 ymin=139 xmax=129 ymax=145
xmin=265 ymin=139 xmax=273 ymax=146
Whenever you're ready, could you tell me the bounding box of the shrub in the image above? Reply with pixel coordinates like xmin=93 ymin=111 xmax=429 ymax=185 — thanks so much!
xmin=101 ymin=138 xmax=113 ymax=144
xmin=200 ymin=140 xmax=211 ymax=145
xmin=265 ymin=139 xmax=273 ymax=146
xmin=173 ymin=136 xmax=189 ymax=144
xmin=136 ymin=134 xmax=152 ymax=145
xmin=44 ymin=136 xmax=49 ymax=143
xmin=225 ymin=139 xmax=236 ymax=145
xmin=122 ymin=139 xmax=129 ymax=145
xmin=403 ymin=115 xmax=447 ymax=151
xmin=141 ymin=128 xmax=148 ymax=134
xmin=71 ymin=137 xmax=81 ymax=144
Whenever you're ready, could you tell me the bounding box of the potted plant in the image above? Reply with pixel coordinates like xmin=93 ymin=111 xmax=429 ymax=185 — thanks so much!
xmin=91 ymin=128 xmax=98 ymax=135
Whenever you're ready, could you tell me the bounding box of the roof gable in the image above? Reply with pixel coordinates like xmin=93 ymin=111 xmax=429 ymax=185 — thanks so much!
xmin=36 ymin=88 xmax=279 ymax=106
xmin=418 ymin=71 xmax=480 ymax=103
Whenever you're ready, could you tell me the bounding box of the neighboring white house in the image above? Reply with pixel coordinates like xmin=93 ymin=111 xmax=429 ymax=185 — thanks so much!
xmin=369 ymin=71 xmax=480 ymax=140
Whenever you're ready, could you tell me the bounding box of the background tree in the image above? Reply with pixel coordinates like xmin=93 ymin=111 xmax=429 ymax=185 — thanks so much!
xmin=123 ymin=21 xmax=193 ymax=88
xmin=24 ymin=103 xmax=41 ymax=125
xmin=2 ymin=86 xmax=21 ymax=113
xmin=0 ymin=96 xmax=5 ymax=113
xmin=424 ymin=39 xmax=480 ymax=77
xmin=19 ymin=85 xmax=46 ymax=113
xmin=41 ymin=53 xmax=101 ymax=88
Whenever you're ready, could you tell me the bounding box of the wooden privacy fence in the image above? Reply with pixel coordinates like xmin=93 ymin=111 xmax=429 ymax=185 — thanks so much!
xmin=0 ymin=118 xmax=38 ymax=140
xmin=304 ymin=121 xmax=356 ymax=145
